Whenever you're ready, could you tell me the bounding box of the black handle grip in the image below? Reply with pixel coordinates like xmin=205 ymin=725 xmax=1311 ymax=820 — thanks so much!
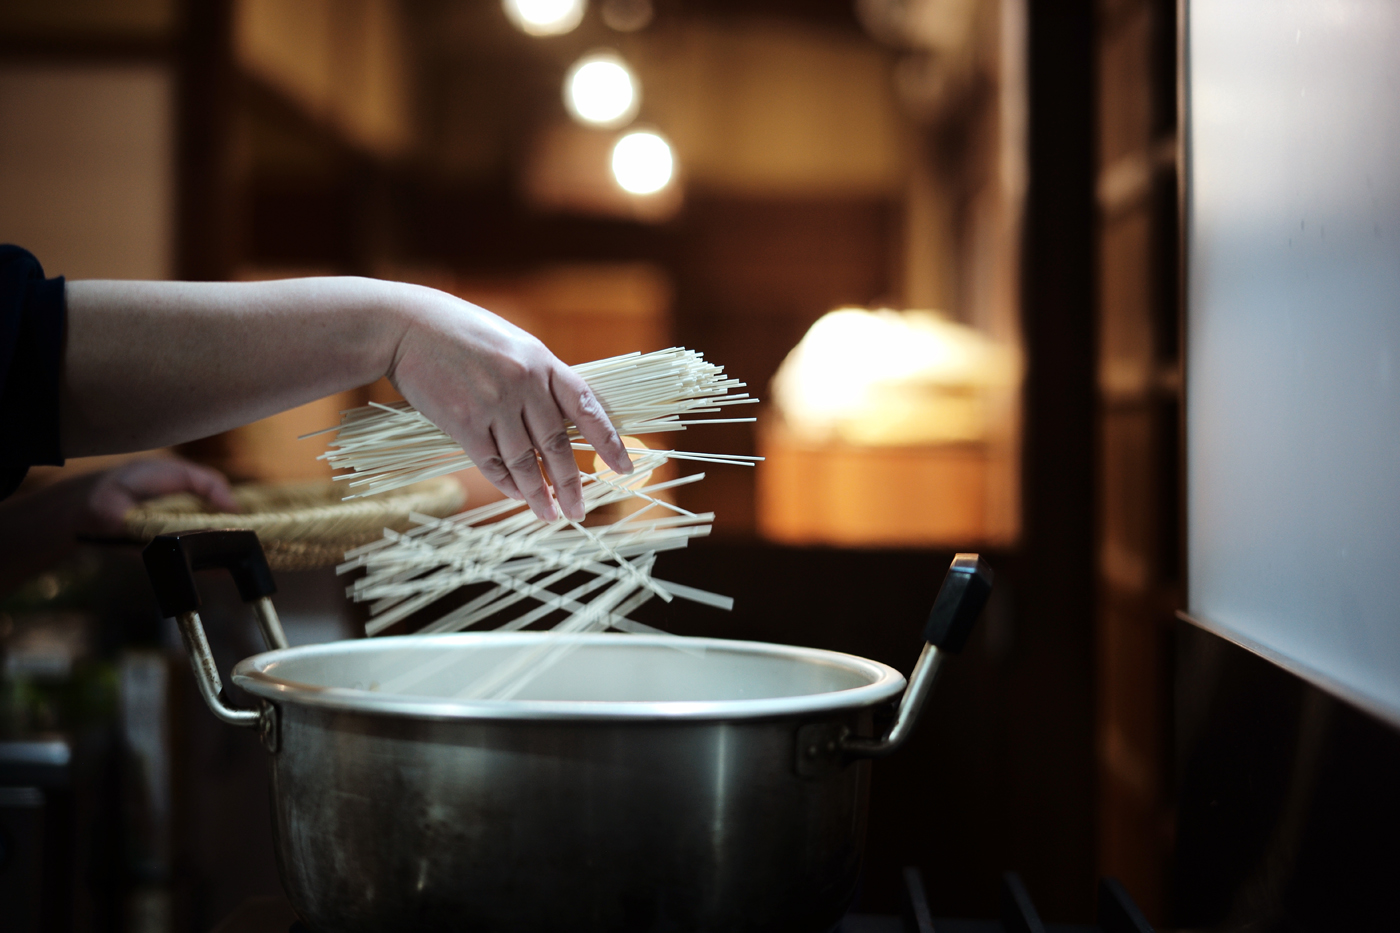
xmin=142 ymin=530 xmax=277 ymax=619
xmin=923 ymin=553 xmax=993 ymax=652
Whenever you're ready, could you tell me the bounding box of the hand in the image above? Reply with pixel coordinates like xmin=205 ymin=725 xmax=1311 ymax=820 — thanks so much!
xmin=78 ymin=459 xmax=239 ymax=537
xmin=388 ymin=287 xmax=632 ymax=523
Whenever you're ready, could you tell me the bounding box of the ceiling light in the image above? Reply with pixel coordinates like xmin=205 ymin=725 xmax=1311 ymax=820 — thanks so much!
xmin=564 ymin=52 xmax=639 ymax=128
xmin=611 ymin=130 xmax=674 ymax=195
xmin=503 ymin=0 xmax=586 ymax=37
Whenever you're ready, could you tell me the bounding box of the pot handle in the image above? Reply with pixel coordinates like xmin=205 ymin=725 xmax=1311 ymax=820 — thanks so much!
xmin=841 ymin=553 xmax=993 ymax=759
xmin=142 ymin=530 xmax=287 ymax=731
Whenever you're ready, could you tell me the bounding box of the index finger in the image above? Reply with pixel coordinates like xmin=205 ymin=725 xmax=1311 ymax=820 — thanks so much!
xmin=551 ymin=367 xmax=633 ymax=475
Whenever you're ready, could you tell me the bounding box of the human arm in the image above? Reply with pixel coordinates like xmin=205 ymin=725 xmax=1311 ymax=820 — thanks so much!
xmin=0 ymin=459 xmax=237 ymax=594
xmin=62 ymin=278 xmax=631 ymax=521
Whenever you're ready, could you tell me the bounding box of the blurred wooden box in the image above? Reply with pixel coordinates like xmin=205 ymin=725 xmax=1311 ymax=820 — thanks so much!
xmin=756 ymin=419 xmax=1016 ymax=548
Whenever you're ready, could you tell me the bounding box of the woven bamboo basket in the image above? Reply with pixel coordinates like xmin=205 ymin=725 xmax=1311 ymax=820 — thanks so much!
xmin=123 ymin=476 xmax=466 ymax=571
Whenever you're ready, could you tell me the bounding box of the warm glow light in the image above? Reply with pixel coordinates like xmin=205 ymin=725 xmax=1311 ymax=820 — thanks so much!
xmin=611 ymin=130 xmax=673 ymax=194
xmin=503 ymin=0 xmax=585 ymax=36
xmin=564 ymin=53 xmax=638 ymax=127
xmin=771 ymin=308 xmax=1019 ymax=446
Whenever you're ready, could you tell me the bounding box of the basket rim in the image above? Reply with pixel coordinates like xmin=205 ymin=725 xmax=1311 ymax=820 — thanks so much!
xmin=122 ymin=475 xmax=465 ymax=542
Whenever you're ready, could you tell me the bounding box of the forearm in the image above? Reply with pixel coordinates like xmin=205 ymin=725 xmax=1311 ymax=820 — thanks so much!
xmin=57 ymin=275 xmax=631 ymax=522
xmin=61 ymin=277 xmax=413 ymax=455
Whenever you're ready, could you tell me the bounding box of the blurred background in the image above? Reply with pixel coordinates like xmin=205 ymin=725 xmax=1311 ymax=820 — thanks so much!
xmin=0 ymin=0 xmax=1182 ymax=930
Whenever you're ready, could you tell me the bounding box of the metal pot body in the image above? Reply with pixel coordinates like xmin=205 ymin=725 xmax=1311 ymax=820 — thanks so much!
xmin=270 ymin=703 xmax=872 ymax=933
xmin=233 ymin=634 xmax=905 ymax=933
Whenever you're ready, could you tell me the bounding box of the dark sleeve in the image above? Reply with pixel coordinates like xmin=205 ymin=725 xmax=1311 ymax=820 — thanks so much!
xmin=0 ymin=245 xmax=66 ymax=499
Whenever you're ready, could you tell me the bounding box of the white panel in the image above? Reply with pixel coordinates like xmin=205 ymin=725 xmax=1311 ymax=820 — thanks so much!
xmin=1187 ymin=1 xmax=1400 ymax=723
xmin=0 ymin=64 xmax=174 ymax=280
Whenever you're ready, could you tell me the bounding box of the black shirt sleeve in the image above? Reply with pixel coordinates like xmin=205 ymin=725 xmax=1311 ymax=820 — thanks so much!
xmin=0 ymin=245 xmax=66 ymax=499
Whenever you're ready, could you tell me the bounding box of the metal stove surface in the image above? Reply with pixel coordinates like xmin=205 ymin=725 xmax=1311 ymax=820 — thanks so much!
xmin=209 ymin=898 xmax=910 ymax=933
xmin=209 ymin=870 xmax=1151 ymax=933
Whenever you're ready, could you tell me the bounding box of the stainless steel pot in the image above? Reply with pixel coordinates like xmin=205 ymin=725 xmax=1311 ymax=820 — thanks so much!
xmin=142 ymin=531 xmax=991 ymax=933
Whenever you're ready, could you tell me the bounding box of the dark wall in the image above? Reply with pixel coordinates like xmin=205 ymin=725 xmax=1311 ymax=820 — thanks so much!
xmin=1173 ymin=620 xmax=1400 ymax=931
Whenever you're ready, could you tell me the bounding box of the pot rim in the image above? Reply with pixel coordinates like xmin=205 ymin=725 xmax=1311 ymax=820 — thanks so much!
xmin=231 ymin=632 xmax=907 ymax=721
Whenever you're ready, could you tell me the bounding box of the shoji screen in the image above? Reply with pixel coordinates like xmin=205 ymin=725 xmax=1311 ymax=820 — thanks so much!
xmin=1186 ymin=0 xmax=1400 ymax=723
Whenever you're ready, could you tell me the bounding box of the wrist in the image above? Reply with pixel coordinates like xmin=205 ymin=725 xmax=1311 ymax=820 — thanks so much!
xmin=378 ymin=281 xmax=463 ymax=383
xmin=374 ymin=280 xmax=434 ymax=381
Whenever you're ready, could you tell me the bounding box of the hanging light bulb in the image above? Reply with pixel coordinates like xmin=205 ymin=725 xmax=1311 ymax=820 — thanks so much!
xmin=503 ymin=0 xmax=586 ymax=37
xmin=564 ymin=52 xmax=639 ymax=128
xmin=611 ymin=130 xmax=674 ymax=195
